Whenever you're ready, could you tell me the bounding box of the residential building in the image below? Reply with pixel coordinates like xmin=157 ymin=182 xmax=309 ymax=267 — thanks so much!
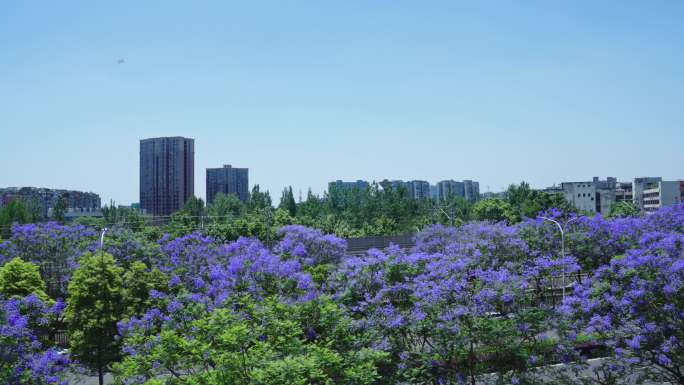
xmin=632 ymin=177 xmax=662 ymax=209
xmin=0 ymin=187 xmax=101 ymax=218
xmin=642 ymin=181 xmax=684 ymax=212
xmin=407 ymin=180 xmax=431 ymax=200
xmin=463 ymin=180 xmax=480 ymax=202
xmin=328 ymin=180 xmax=370 ymax=192
xmin=140 ymin=137 xmax=195 ymax=216
xmin=436 ymin=180 xmax=465 ymax=200
xmin=206 ymin=164 xmax=249 ymax=204
xmin=379 ymin=179 xmax=407 ymax=193
xmin=429 ymin=185 xmax=439 ymax=200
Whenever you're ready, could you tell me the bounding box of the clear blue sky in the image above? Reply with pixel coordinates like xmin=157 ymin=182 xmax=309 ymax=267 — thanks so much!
xmin=1 ymin=1 xmax=683 ymax=205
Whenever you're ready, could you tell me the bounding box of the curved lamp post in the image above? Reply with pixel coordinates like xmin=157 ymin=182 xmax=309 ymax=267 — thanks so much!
xmin=538 ymin=216 xmax=580 ymax=300
xmin=100 ymin=227 xmax=108 ymax=249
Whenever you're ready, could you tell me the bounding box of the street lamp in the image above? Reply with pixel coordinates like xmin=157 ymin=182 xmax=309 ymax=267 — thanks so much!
xmin=538 ymin=216 xmax=580 ymax=300
xmin=100 ymin=227 xmax=108 ymax=249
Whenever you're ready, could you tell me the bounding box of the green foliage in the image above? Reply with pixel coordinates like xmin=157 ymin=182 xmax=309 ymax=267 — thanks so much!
xmin=114 ymin=297 xmax=388 ymax=385
xmin=160 ymin=181 xmax=578 ymax=239
xmin=0 ymin=258 xmax=49 ymax=301
xmin=65 ymin=251 xmax=125 ymax=384
xmin=203 ymin=210 xmax=274 ymax=243
xmin=206 ymin=192 xmax=246 ymax=221
xmin=472 ymin=198 xmax=517 ymax=223
xmin=122 ymin=261 xmax=168 ymax=319
xmin=274 ymin=207 xmax=295 ymax=227
xmin=72 ymin=216 xmax=106 ymax=228
xmin=182 ymin=196 xmax=205 ymax=219
xmin=279 ymin=186 xmax=298 ymax=217
xmin=249 ymin=184 xmax=272 ymax=211
xmin=0 ymin=200 xmax=34 ymax=238
xmin=608 ymin=201 xmax=639 ymax=218
xmin=506 ymin=182 xmax=575 ymax=221
xmin=102 ymin=203 xmax=147 ymax=232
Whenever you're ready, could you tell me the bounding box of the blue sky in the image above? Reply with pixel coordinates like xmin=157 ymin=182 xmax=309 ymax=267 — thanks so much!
xmin=1 ymin=1 xmax=683 ymax=205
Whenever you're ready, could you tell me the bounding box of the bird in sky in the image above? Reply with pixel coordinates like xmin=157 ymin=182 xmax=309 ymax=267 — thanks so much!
xmin=117 ymin=59 xmax=125 ymax=64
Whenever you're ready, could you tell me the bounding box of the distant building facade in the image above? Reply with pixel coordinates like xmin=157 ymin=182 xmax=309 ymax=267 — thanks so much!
xmin=328 ymin=180 xmax=370 ymax=192
xmin=0 ymin=187 xmax=101 ymax=218
xmin=140 ymin=137 xmax=195 ymax=216
xmin=556 ymin=177 xmax=617 ymax=214
xmin=436 ymin=180 xmax=465 ymax=200
xmin=561 ymin=182 xmax=599 ymax=213
xmin=642 ymin=181 xmax=684 ymax=212
xmin=632 ymin=177 xmax=662 ymax=209
xmin=463 ymin=180 xmax=480 ymax=202
xmin=406 ymin=180 xmax=431 ymax=200
xmin=547 ymin=176 xmax=681 ymax=214
xmin=206 ymin=165 xmax=249 ymax=204
xmin=615 ymin=182 xmax=633 ymax=204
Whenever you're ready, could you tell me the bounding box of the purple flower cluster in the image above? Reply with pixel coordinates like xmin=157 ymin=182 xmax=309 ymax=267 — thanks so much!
xmin=0 ymin=222 xmax=96 ymax=297
xmin=0 ymin=294 xmax=69 ymax=384
xmin=275 ymin=225 xmax=347 ymax=265
xmin=119 ymin=234 xmax=318 ymax=339
xmin=332 ymin=222 xmax=566 ymax=382
xmin=560 ymin=204 xmax=684 ymax=383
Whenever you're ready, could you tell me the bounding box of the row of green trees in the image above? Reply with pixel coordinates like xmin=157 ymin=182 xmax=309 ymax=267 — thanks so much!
xmin=161 ymin=182 xmax=580 ymax=240
xmin=2 ymin=181 xmax=640 ymax=242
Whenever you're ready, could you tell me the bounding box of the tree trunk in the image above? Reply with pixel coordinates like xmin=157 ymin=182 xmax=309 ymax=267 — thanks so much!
xmin=98 ymin=364 xmax=104 ymax=385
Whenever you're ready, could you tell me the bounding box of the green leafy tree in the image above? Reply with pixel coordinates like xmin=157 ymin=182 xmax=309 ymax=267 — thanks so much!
xmin=279 ymin=186 xmax=297 ymax=217
xmin=505 ymin=182 xmax=575 ymax=221
xmin=0 ymin=200 xmax=33 ymax=238
xmin=207 ymin=192 xmax=245 ymax=223
xmin=608 ymin=201 xmax=639 ymax=218
xmin=273 ymin=207 xmax=295 ymax=227
xmin=182 ymin=196 xmax=205 ymax=220
xmin=65 ymin=251 xmax=125 ymax=385
xmin=122 ymin=261 xmax=167 ymax=318
xmin=166 ymin=211 xmax=195 ymax=238
xmin=0 ymin=257 xmax=49 ymax=300
xmin=114 ymin=297 xmax=388 ymax=385
xmin=472 ymin=198 xmax=517 ymax=223
xmin=249 ymin=184 xmax=272 ymax=211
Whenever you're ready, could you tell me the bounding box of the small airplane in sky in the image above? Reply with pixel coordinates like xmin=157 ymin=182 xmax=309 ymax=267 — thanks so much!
xmin=117 ymin=59 xmax=125 ymax=64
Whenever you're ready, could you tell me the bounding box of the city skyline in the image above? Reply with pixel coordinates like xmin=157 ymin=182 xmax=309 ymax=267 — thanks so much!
xmin=2 ymin=1 xmax=683 ymax=204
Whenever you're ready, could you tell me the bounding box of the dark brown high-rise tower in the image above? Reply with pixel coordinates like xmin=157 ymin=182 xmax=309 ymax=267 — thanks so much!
xmin=140 ymin=137 xmax=194 ymax=215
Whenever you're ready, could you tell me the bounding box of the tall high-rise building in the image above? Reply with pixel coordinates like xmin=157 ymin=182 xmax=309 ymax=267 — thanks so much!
xmin=206 ymin=165 xmax=249 ymax=204
xmin=406 ymin=180 xmax=431 ymax=200
xmin=436 ymin=180 xmax=465 ymax=200
xmin=463 ymin=180 xmax=480 ymax=202
xmin=140 ymin=137 xmax=195 ymax=215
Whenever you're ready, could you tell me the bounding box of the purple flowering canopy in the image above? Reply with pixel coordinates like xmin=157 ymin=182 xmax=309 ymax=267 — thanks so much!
xmin=0 ymin=294 xmax=69 ymax=385
xmin=1 ymin=204 xmax=683 ymax=384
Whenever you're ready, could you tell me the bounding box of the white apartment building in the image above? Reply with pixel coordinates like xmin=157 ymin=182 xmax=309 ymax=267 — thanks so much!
xmin=642 ymin=181 xmax=684 ymax=212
